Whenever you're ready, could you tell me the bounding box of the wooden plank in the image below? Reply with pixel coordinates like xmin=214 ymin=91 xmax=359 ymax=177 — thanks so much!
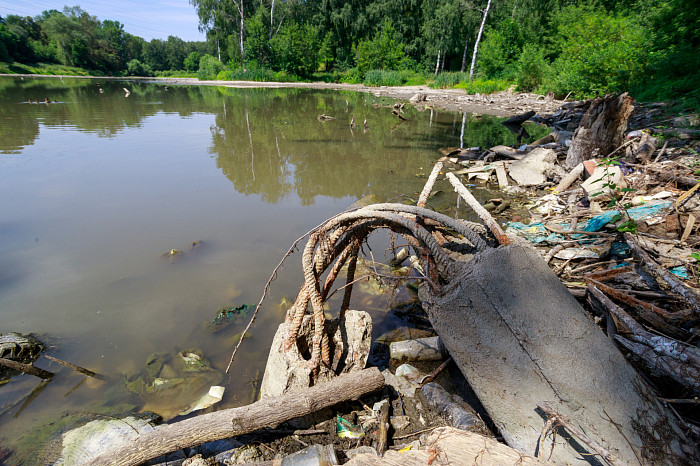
xmin=495 ymin=162 xmax=508 ymax=187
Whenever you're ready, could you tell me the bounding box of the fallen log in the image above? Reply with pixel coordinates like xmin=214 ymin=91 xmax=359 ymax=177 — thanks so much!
xmin=419 ymin=243 xmax=695 ymax=465
xmin=502 ymin=110 xmax=536 ymax=126
xmin=625 ymin=233 xmax=700 ymax=312
xmin=91 ymin=367 xmax=384 ymax=466
xmin=615 ymin=336 xmax=700 ymax=394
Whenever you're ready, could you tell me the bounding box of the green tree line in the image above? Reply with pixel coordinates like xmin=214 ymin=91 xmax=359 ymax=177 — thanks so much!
xmin=2 ymin=1 xmax=698 ymax=106
xmin=0 ymin=6 xmax=213 ymax=76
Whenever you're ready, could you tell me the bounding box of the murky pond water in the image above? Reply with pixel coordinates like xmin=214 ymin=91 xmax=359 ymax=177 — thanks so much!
xmin=0 ymin=76 xmax=544 ymax=461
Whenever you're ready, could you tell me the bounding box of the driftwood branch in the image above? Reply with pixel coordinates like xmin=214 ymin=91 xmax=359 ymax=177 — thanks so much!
xmin=376 ymin=397 xmax=391 ymax=457
xmin=44 ymin=355 xmax=100 ymax=378
xmin=588 ymin=285 xmax=700 ymax=368
xmin=615 ymin=336 xmax=700 ymax=394
xmin=554 ymin=162 xmax=583 ymax=193
xmin=417 ymin=162 xmax=443 ymax=208
xmin=92 ymin=367 xmax=385 ymax=466
xmin=446 ymin=172 xmax=509 ymax=245
xmin=625 ymin=233 xmax=700 ymax=312
xmin=0 ymin=358 xmax=53 ymax=380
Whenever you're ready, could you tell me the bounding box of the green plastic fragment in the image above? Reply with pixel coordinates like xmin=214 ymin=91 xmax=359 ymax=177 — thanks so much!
xmin=337 ymin=415 xmax=365 ymax=438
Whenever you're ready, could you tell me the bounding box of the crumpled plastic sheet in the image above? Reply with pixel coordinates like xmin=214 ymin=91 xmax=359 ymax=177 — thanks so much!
xmin=505 ymin=222 xmax=563 ymax=243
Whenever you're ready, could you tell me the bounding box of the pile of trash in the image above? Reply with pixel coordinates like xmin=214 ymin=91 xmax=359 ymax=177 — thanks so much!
xmin=6 ymin=94 xmax=700 ymax=466
xmin=438 ymin=96 xmax=700 ymax=438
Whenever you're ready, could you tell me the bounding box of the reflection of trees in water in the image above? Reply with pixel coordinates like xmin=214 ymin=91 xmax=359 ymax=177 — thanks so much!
xmin=211 ymin=88 xmax=452 ymax=204
xmin=1 ymin=78 xmax=548 ymax=203
xmin=209 ymin=88 xmax=548 ymax=204
xmin=0 ymin=78 xmax=218 ymax=152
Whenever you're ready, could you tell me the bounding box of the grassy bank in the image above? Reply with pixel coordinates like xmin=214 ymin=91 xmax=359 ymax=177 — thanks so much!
xmin=0 ymin=61 xmax=100 ymax=76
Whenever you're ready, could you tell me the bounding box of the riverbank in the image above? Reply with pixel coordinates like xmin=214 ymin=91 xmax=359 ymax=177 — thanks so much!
xmin=3 ymin=73 xmax=564 ymax=117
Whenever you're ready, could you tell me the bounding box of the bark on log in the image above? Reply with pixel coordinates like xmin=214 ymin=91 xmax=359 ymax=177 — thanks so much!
xmin=625 ymin=233 xmax=700 ymax=312
xmin=566 ymin=93 xmax=634 ymax=168
xmin=615 ymin=336 xmax=700 ymax=394
xmin=0 ymin=357 xmax=53 ymax=379
xmin=418 ymin=244 xmax=695 ymax=465
xmin=92 ymin=367 xmax=384 ymax=466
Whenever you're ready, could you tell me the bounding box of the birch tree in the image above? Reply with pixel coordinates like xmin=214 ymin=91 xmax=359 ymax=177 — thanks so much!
xmin=469 ymin=0 xmax=491 ymax=80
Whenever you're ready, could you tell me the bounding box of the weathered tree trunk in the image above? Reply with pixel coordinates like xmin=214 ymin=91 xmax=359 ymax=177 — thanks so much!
xmin=469 ymin=0 xmax=491 ymax=80
xmin=269 ymin=0 xmax=275 ymax=40
xmin=565 ymin=93 xmax=634 ymax=168
xmin=92 ymin=368 xmax=384 ymax=466
xmin=434 ymin=49 xmax=441 ymax=75
xmin=418 ymin=244 xmax=695 ymax=465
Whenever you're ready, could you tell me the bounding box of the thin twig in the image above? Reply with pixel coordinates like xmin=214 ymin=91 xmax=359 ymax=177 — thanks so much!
xmin=653 ymin=140 xmax=669 ymax=163
xmin=420 ymin=357 xmax=453 ymax=387
xmin=659 ymin=398 xmax=700 ymax=405
xmin=226 ymin=215 xmax=344 ymax=373
xmin=538 ymin=403 xmax=625 ymax=466
xmin=393 ymin=427 xmax=435 ymax=440
xmin=537 ymin=417 xmax=555 ymax=459
xmin=605 ymin=138 xmax=638 ymax=159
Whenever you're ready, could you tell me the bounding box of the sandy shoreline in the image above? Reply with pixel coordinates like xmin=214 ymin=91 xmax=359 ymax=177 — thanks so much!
xmin=4 ymin=73 xmax=565 ymax=117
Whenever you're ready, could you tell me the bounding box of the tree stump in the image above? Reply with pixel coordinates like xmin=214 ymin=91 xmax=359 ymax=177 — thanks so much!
xmin=565 ymin=93 xmax=634 ymax=168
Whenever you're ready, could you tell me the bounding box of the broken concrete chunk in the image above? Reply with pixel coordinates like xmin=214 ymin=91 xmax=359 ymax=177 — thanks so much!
xmin=259 ymin=310 xmax=372 ymax=398
xmin=507 ymin=147 xmax=557 ymax=186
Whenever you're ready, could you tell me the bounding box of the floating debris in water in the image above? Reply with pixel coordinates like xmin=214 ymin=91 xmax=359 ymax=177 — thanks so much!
xmin=208 ymin=304 xmax=252 ymax=332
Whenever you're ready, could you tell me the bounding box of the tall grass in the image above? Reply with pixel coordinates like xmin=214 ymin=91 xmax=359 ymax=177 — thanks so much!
xmin=454 ymin=78 xmax=511 ymax=95
xmin=429 ymin=72 xmax=469 ymax=89
xmin=0 ymin=61 xmax=98 ymax=76
xmin=216 ymin=68 xmax=299 ymax=82
xmin=362 ymin=69 xmax=427 ymax=87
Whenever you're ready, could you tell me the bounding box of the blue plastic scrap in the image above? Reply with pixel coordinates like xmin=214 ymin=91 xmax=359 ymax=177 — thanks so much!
xmin=505 ymin=222 xmax=550 ymax=243
xmin=670 ymin=266 xmax=690 ymax=279
xmin=627 ymin=201 xmax=673 ymax=220
xmin=582 ymin=211 xmax=622 ymax=232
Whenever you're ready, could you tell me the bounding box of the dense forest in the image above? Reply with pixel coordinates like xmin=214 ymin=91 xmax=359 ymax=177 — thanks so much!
xmin=1 ymin=0 xmax=698 ymax=107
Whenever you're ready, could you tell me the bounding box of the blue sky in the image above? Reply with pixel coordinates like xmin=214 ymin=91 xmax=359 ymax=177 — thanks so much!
xmin=0 ymin=0 xmax=206 ymax=42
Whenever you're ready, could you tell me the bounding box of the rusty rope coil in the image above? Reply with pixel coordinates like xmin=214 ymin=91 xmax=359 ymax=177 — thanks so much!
xmin=283 ymin=204 xmax=490 ymax=372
